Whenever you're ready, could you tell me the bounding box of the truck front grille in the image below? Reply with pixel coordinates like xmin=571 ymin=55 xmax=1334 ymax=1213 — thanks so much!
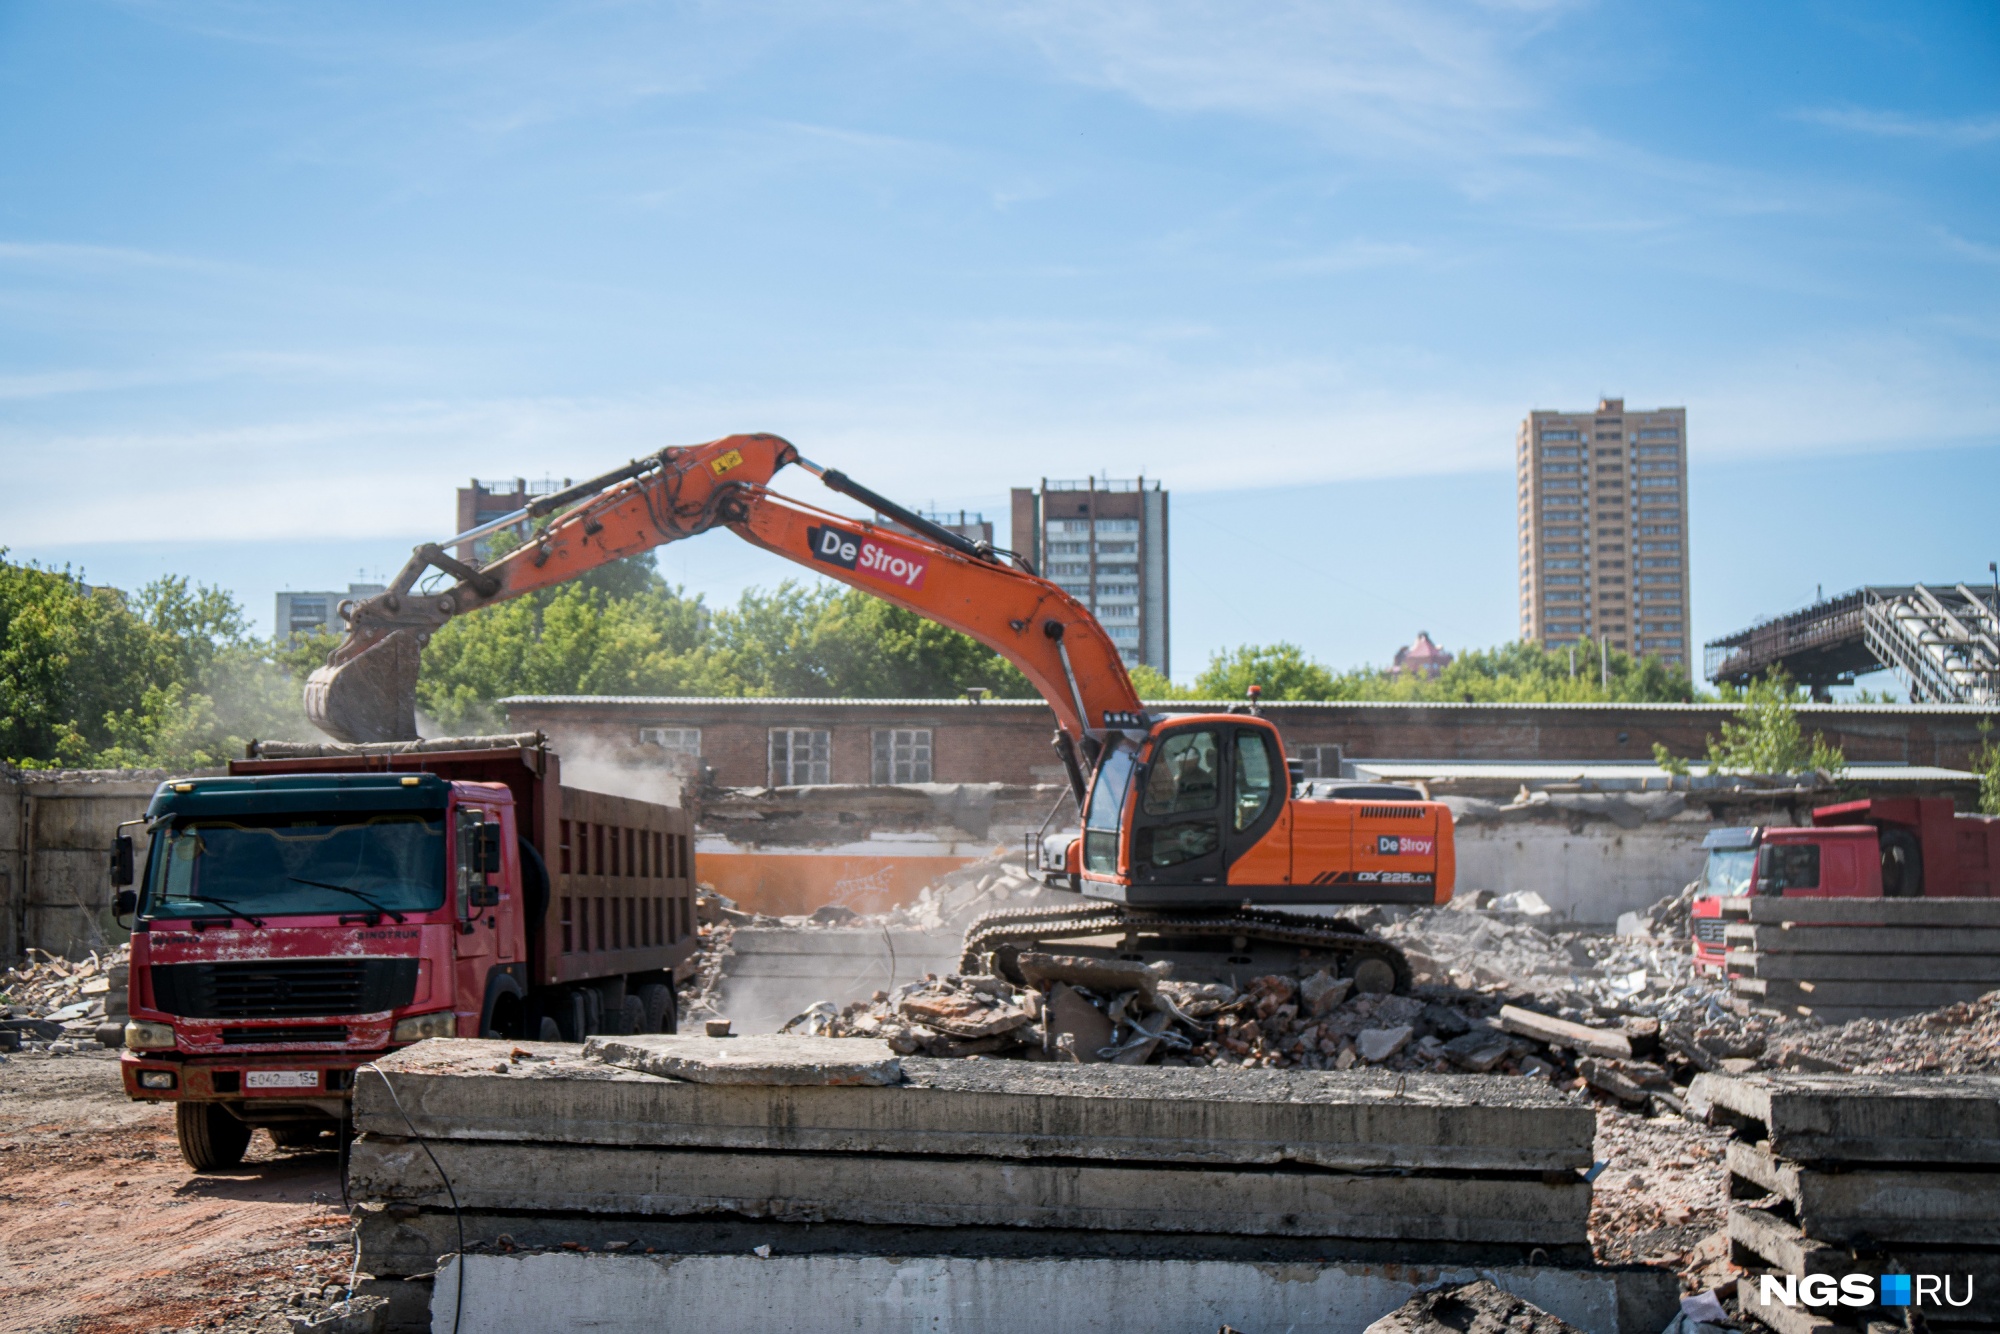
xmin=1693 ymin=918 xmax=1728 ymax=944
xmin=151 ymin=958 xmax=419 ymax=1020
xmin=221 ymin=1025 xmax=348 ymax=1045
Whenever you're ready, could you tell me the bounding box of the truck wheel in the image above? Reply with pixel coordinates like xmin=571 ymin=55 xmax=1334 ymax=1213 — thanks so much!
xmin=559 ymin=990 xmax=589 ymax=1043
xmin=619 ymin=996 xmax=646 ymax=1036
xmin=1880 ymin=829 xmax=1924 ymax=897
xmin=538 ymin=1016 xmax=563 ymax=1042
xmin=639 ymin=983 xmax=677 ymax=1034
xmin=176 ymin=1102 xmax=251 ymax=1171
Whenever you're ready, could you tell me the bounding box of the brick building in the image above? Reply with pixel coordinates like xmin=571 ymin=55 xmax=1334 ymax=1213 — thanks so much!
xmin=501 ymin=695 xmax=1998 ymax=789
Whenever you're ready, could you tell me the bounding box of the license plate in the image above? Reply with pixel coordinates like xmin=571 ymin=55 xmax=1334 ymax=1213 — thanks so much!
xmin=245 ymin=1069 xmax=320 ymax=1090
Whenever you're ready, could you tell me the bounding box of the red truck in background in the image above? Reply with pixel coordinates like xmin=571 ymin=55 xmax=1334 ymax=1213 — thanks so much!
xmin=1691 ymin=796 xmax=2000 ymax=971
xmin=112 ymin=735 xmax=697 ymax=1170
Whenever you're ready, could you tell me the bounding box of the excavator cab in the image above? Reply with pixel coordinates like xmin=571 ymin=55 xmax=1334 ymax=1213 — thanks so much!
xmin=1077 ymin=719 xmax=1286 ymax=904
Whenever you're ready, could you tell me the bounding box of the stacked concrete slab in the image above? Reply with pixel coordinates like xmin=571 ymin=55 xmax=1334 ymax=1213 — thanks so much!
xmin=1719 ymin=895 xmax=2000 ymax=1022
xmin=1692 ymin=1071 xmax=2000 ymax=1334
xmin=349 ymin=1037 xmax=1678 ymax=1332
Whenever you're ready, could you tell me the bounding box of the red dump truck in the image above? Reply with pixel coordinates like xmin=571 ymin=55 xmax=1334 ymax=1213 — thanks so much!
xmin=113 ymin=734 xmax=697 ymax=1169
xmin=1691 ymin=796 xmax=2000 ymax=971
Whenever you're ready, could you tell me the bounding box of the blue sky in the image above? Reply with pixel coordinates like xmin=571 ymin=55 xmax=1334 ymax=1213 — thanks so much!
xmin=4 ymin=1 xmax=1996 ymax=687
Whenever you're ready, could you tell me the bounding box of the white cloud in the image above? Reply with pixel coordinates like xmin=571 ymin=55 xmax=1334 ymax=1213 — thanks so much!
xmin=978 ymin=0 xmax=1555 ymax=162
xmin=1794 ymin=105 xmax=2000 ymax=147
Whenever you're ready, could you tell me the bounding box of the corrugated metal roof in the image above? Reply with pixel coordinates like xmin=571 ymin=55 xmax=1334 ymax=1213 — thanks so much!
xmin=498 ymin=695 xmax=1994 ymax=715
xmin=1350 ymin=760 xmax=1977 ymax=783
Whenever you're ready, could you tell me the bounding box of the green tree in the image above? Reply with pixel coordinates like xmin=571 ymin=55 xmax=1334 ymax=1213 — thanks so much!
xmin=1655 ymin=670 xmax=1845 ymax=777
xmin=0 ymin=554 xmax=312 ymax=768
xmin=1973 ymin=721 xmax=2000 ymax=817
xmin=416 ymin=555 xmax=718 ymax=733
xmin=1126 ymin=663 xmax=1191 ymax=700
xmin=413 ymin=559 xmax=1039 ymax=732
xmin=1192 ymin=644 xmax=1344 ymax=701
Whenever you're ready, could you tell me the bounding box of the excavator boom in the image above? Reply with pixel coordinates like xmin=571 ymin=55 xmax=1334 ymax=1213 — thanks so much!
xmin=306 ymin=430 xmax=1451 ymax=996
xmin=305 ymin=434 xmax=1141 ymax=762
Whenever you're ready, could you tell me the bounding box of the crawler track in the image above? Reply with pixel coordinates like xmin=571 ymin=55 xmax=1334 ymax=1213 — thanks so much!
xmin=960 ymin=903 xmax=1412 ymax=994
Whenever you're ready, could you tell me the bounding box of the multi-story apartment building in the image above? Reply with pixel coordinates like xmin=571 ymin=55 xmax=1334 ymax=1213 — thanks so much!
xmin=275 ymin=583 xmax=387 ymax=639
xmin=1010 ymin=478 xmax=1169 ymax=674
xmin=454 ymin=476 xmax=568 ymax=562
xmin=1516 ymin=398 xmax=1690 ymax=670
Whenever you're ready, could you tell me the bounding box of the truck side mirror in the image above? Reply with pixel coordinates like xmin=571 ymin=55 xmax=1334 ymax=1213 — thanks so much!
xmin=113 ymin=889 xmax=138 ymax=921
xmin=110 ymin=835 xmax=135 ymax=887
xmin=478 ymin=823 xmax=503 ymax=874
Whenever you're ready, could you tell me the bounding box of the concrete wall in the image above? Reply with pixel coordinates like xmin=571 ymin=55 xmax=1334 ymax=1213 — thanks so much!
xmin=505 ymin=696 xmax=1999 ymax=789
xmin=0 ymin=769 xmax=167 ymax=963
xmin=1452 ymin=818 xmax=1709 ymax=926
xmin=431 ymin=1251 xmax=1678 ymax=1334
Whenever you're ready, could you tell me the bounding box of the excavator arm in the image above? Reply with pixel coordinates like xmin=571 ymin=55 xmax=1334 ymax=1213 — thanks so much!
xmin=304 ymin=434 xmax=1143 ymax=784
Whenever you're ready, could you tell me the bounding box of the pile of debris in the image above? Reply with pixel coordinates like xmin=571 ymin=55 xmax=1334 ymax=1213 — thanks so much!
xmin=0 ymin=945 xmax=127 ymax=1051
xmin=1768 ymin=989 xmax=2000 ymax=1075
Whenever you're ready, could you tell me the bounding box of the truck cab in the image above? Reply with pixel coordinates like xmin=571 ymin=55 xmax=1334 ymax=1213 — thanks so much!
xmin=114 ymin=737 xmax=700 ymax=1171
xmin=1689 ymin=796 xmax=2000 ymax=971
xmin=118 ymin=772 xmax=518 ymax=1155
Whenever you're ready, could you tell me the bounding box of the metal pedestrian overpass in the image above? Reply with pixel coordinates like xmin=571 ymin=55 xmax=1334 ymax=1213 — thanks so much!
xmin=1706 ymin=582 xmax=2000 ymax=705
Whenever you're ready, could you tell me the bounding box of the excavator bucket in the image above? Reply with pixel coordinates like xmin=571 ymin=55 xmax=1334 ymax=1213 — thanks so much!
xmin=303 ymin=630 xmax=423 ymax=744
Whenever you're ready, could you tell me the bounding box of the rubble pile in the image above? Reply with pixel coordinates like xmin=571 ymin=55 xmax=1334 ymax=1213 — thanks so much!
xmin=1769 ymin=988 xmax=2000 ymax=1075
xmin=871 ymin=856 xmax=1077 ymax=933
xmin=0 ymin=945 xmax=127 ymax=1052
xmin=678 ymin=888 xmax=737 ymax=1023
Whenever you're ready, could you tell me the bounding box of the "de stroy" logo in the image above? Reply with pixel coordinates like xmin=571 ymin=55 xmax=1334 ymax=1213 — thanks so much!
xmin=807 ymin=525 xmax=929 ymax=590
xmin=1377 ymin=835 xmax=1434 ymax=856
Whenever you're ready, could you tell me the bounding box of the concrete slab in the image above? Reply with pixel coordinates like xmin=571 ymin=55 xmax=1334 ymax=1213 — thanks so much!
xmin=1727 ymin=950 xmax=2000 ymax=982
xmin=1723 ymin=924 xmax=2000 ymax=955
xmin=428 ymin=1251 xmax=1680 ymax=1334
xmin=356 ymin=1210 xmax=1598 ymax=1279
xmin=1727 ymin=1140 xmax=2000 ymax=1245
xmin=354 ymin=1041 xmax=1595 ymax=1172
xmin=582 ymin=1034 xmax=902 ymax=1086
xmin=348 ymin=1138 xmax=1592 ymax=1244
xmin=1731 ymin=977 xmax=1996 ymax=1009
xmin=1690 ymin=1072 xmax=2000 ymax=1163
xmin=1728 ymin=1205 xmax=2000 ymax=1294
xmin=1718 ymin=896 xmax=2000 ymax=927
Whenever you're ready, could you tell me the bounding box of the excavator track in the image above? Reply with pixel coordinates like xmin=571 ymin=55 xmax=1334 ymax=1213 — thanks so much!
xmin=960 ymin=903 xmax=1412 ymax=995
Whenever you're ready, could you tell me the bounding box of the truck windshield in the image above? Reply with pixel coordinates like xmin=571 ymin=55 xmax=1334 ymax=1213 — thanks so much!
xmin=1698 ymin=849 xmax=1756 ymax=898
xmin=142 ymin=813 xmax=447 ymax=919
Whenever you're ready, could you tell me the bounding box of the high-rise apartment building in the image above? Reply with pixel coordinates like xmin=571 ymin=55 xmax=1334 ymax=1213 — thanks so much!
xmin=1011 ymin=478 xmax=1169 ymax=674
xmin=1516 ymin=398 xmax=1690 ymax=670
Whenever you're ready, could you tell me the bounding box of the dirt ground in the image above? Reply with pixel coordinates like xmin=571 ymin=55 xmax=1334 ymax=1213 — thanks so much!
xmin=0 ymin=1044 xmax=1737 ymax=1332
xmin=1588 ymin=1101 xmax=1735 ymax=1293
xmin=0 ymin=1049 xmax=352 ymax=1334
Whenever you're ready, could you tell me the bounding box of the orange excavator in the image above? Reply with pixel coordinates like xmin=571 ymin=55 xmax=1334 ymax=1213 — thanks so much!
xmin=306 ymin=434 xmax=1453 ymax=992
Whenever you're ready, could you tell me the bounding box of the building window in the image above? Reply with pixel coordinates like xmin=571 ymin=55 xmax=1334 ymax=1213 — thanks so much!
xmin=1539 ymin=430 xmax=1580 ymax=442
xmin=769 ymin=729 xmax=831 ymax=785
xmin=1294 ymin=744 xmax=1343 ymax=779
xmin=639 ymin=727 xmax=701 ymax=754
xmin=872 ymin=728 xmax=933 ymax=784
xmin=286 ymin=599 xmax=328 ymax=635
